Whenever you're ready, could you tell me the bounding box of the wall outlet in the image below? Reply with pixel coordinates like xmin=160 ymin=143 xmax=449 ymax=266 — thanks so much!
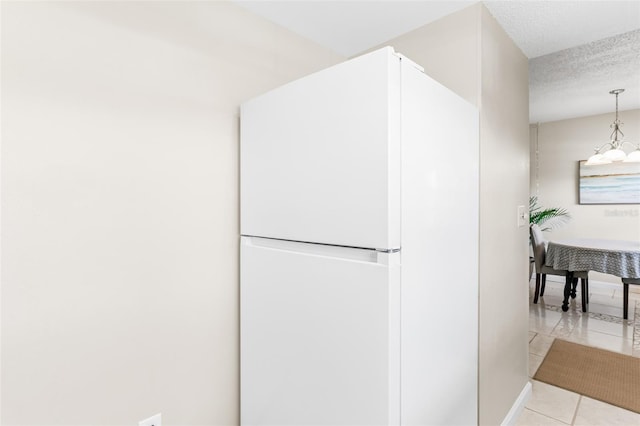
xmin=139 ymin=413 xmax=161 ymax=426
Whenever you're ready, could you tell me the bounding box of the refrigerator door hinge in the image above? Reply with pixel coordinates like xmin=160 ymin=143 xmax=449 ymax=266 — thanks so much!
xmin=393 ymin=52 xmax=424 ymax=73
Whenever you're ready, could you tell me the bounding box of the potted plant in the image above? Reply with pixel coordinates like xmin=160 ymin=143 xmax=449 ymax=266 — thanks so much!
xmin=529 ymin=196 xmax=571 ymax=278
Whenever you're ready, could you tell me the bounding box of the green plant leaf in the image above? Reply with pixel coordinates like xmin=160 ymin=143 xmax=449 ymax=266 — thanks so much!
xmin=529 ymin=196 xmax=571 ymax=231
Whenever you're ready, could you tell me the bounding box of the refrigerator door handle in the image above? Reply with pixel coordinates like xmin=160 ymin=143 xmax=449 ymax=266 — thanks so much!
xmin=375 ymin=248 xmax=401 ymax=253
xmin=241 ymin=236 xmax=399 ymax=265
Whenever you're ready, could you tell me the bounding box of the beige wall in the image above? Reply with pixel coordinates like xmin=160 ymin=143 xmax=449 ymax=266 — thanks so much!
xmin=477 ymin=7 xmax=530 ymax=425
xmin=2 ymin=1 xmax=534 ymax=424
xmin=381 ymin=4 xmax=530 ymax=425
xmin=366 ymin=4 xmax=481 ymax=106
xmin=531 ymin=109 xmax=640 ymax=284
xmin=0 ymin=2 xmax=342 ymax=424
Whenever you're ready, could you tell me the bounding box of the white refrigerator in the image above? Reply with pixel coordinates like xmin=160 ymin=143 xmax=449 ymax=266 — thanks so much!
xmin=240 ymin=47 xmax=479 ymax=426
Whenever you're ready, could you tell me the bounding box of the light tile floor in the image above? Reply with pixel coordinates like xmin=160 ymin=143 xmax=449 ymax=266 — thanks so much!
xmin=516 ymin=277 xmax=640 ymax=425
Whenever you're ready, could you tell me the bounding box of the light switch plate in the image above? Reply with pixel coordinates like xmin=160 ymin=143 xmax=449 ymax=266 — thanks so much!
xmin=517 ymin=205 xmax=527 ymax=227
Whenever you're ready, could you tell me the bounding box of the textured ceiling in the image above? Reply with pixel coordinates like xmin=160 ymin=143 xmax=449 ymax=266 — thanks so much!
xmin=485 ymin=1 xmax=640 ymax=123
xmin=235 ymin=1 xmax=640 ymax=123
xmin=529 ymin=29 xmax=640 ymax=123
xmin=483 ymin=1 xmax=640 ymax=58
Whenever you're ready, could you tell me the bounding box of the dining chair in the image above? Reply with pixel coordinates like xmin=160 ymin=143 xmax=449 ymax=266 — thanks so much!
xmin=622 ymin=278 xmax=640 ymax=320
xmin=529 ymin=224 xmax=589 ymax=310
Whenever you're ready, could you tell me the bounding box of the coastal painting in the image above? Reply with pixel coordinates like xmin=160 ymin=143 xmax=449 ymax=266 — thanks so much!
xmin=579 ymin=160 xmax=640 ymax=204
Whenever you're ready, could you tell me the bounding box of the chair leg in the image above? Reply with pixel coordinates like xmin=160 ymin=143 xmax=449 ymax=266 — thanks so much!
xmin=624 ymin=283 xmax=629 ymax=320
xmin=581 ymin=278 xmax=588 ymax=312
xmin=534 ymin=273 xmax=541 ymax=304
xmin=540 ymin=274 xmax=547 ymax=297
xmin=585 ymin=278 xmax=589 ymax=303
xmin=571 ymin=277 xmax=578 ymax=298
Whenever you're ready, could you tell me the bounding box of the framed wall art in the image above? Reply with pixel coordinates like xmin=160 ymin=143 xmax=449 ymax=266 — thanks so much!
xmin=579 ymin=160 xmax=640 ymax=204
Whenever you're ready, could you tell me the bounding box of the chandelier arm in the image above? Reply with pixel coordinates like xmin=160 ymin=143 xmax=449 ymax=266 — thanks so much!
xmin=593 ymin=141 xmax=614 ymax=154
xmin=621 ymin=140 xmax=640 ymax=150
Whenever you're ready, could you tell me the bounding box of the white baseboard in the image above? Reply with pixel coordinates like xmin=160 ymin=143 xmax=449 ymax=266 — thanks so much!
xmin=501 ymin=381 xmax=532 ymax=426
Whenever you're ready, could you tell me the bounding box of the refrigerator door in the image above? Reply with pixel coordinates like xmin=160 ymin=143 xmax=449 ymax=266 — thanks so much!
xmin=241 ymin=47 xmax=401 ymax=250
xmin=399 ymin=59 xmax=479 ymax=425
xmin=240 ymin=236 xmax=401 ymax=425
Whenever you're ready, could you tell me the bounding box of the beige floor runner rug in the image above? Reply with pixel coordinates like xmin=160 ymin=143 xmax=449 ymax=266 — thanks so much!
xmin=534 ymin=339 xmax=640 ymax=414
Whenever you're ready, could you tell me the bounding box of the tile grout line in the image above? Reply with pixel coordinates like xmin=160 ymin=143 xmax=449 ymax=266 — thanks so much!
xmin=529 ymin=331 xmax=538 ymax=343
xmin=524 ymin=406 xmax=573 ymax=425
xmin=571 ymin=395 xmax=582 ymax=425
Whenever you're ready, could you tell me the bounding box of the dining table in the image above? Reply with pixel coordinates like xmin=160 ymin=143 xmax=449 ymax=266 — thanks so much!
xmin=545 ymin=238 xmax=640 ymax=313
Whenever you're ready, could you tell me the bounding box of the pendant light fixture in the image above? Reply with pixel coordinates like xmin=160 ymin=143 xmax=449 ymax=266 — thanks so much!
xmin=586 ymin=89 xmax=640 ymax=165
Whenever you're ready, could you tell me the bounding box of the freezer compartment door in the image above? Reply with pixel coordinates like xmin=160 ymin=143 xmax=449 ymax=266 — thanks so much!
xmin=240 ymin=47 xmax=401 ymax=250
xmin=240 ymin=236 xmax=400 ymax=425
